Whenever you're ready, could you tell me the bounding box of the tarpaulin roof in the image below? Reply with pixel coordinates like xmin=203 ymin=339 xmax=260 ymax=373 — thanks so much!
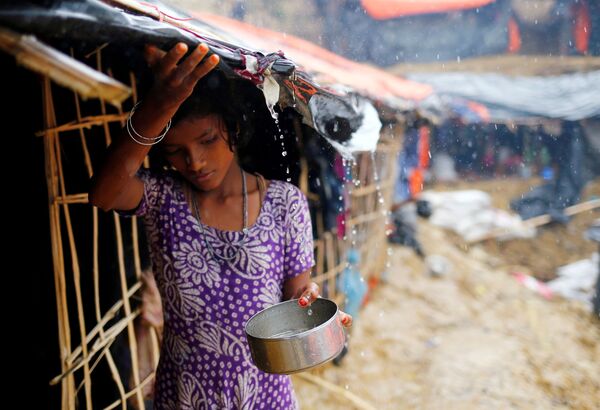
xmin=361 ymin=0 xmax=496 ymax=20
xmin=409 ymin=71 xmax=600 ymax=121
xmin=332 ymin=0 xmax=510 ymax=66
xmin=193 ymin=12 xmax=433 ymax=103
xmin=0 ymin=0 xmax=417 ymax=153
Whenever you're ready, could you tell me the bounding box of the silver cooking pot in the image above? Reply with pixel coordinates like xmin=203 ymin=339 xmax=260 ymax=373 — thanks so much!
xmin=245 ymin=298 xmax=346 ymax=374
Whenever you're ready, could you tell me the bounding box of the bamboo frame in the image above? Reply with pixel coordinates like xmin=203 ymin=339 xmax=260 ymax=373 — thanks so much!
xmin=42 ymin=46 xmax=151 ymax=408
xmin=0 ymin=28 xmax=130 ymax=106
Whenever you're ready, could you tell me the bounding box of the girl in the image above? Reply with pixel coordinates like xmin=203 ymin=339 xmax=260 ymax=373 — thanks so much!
xmin=89 ymin=42 xmax=352 ymax=409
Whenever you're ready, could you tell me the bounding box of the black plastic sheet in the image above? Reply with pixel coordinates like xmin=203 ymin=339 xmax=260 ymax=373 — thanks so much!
xmin=0 ymin=0 xmax=367 ymax=148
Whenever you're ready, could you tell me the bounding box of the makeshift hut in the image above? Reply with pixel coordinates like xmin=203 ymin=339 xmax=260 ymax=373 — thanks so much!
xmin=0 ymin=1 xmax=432 ymax=408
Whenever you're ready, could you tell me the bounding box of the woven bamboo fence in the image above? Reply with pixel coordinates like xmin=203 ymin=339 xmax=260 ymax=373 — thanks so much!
xmin=40 ymin=46 xmax=402 ymax=408
xmin=310 ymin=135 xmax=401 ymax=305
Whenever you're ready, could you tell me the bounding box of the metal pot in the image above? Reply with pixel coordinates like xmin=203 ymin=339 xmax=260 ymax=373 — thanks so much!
xmin=245 ymin=298 xmax=346 ymax=374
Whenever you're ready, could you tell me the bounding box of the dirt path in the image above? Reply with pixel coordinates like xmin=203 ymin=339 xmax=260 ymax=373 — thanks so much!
xmin=293 ymin=220 xmax=600 ymax=409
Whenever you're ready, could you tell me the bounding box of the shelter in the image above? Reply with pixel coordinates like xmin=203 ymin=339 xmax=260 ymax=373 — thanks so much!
xmin=0 ymin=0 xmax=424 ymax=408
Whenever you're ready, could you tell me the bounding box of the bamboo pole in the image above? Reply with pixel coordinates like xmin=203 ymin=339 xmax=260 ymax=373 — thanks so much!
xmin=0 ymin=27 xmax=130 ymax=106
xmin=35 ymin=113 xmax=128 ymax=137
xmin=351 ymin=180 xmax=394 ymax=197
xmin=54 ymin=193 xmax=89 ymax=204
xmin=346 ymin=210 xmax=386 ymax=228
xmin=296 ymin=373 xmax=377 ymax=410
xmin=103 ymin=374 xmax=155 ymax=410
xmin=53 ymin=111 xmax=94 ymax=409
xmin=50 ymin=310 xmax=140 ymax=385
xmin=468 ymin=198 xmax=600 ymax=243
xmin=97 ymin=49 xmax=144 ymax=409
xmin=113 ymin=202 xmax=144 ymax=410
xmin=64 ymin=282 xmax=141 ymax=365
xmin=325 ymin=232 xmax=337 ymax=299
xmin=43 ymin=77 xmax=75 ymax=410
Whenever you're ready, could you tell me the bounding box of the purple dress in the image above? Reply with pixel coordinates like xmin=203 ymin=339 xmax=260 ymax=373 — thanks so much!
xmin=120 ymin=169 xmax=314 ymax=409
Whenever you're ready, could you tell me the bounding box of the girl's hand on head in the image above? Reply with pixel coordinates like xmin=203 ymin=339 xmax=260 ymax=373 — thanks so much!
xmin=143 ymin=42 xmax=220 ymax=111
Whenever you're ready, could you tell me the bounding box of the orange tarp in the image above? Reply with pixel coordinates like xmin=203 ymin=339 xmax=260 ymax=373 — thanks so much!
xmin=361 ymin=0 xmax=495 ymax=20
xmin=194 ymin=12 xmax=432 ymax=102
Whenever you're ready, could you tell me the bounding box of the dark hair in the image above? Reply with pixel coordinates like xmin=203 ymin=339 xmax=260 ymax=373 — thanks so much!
xmin=149 ymin=71 xmax=253 ymax=170
xmin=171 ymin=71 xmax=252 ymax=152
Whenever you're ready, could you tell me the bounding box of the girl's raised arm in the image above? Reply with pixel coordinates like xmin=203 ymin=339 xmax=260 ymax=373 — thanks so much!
xmin=89 ymin=42 xmax=219 ymax=212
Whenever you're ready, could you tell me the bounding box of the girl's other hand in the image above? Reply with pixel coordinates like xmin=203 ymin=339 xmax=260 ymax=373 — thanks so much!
xmin=296 ymin=281 xmax=352 ymax=328
xmin=143 ymin=42 xmax=220 ymax=111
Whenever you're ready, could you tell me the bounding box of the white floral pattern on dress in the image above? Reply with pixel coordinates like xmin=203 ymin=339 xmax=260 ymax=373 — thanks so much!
xmin=173 ymin=235 xmax=221 ymax=287
xmin=194 ymin=320 xmax=250 ymax=361
xmin=161 ymin=258 xmax=205 ymax=322
xmin=258 ymin=277 xmax=282 ymax=308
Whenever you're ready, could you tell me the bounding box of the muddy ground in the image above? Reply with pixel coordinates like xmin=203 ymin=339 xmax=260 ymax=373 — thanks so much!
xmin=293 ymin=178 xmax=600 ymax=409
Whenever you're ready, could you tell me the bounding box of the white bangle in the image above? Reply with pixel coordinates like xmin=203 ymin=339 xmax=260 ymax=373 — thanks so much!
xmin=126 ymin=101 xmax=172 ymax=146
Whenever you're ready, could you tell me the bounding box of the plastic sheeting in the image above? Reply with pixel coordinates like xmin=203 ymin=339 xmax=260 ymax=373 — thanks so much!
xmin=361 ymin=0 xmax=495 ymax=20
xmin=0 ymin=0 xmax=379 ymax=153
xmin=409 ymin=71 xmax=600 ymax=121
xmin=323 ymin=0 xmax=510 ymax=65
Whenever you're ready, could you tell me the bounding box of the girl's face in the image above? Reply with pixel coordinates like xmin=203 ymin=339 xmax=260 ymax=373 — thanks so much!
xmin=161 ymin=114 xmax=236 ymax=191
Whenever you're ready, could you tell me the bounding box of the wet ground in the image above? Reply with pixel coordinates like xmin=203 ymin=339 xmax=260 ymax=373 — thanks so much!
xmin=293 ymin=178 xmax=600 ymax=409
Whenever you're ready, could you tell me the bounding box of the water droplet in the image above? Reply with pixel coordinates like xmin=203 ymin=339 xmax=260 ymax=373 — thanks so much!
xmin=307 ymin=308 xmax=313 ymax=316
xmin=282 ymin=151 xmax=287 ymax=157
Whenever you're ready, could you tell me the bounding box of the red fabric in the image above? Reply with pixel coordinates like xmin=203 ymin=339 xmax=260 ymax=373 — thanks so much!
xmin=418 ymin=126 xmax=430 ymax=169
xmin=409 ymin=168 xmax=424 ymax=197
xmin=361 ymin=0 xmax=495 ymax=20
xmin=507 ymin=16 xmax=522 ymax=53
xmin=467 ymin=100 xmax=490 ymax=122
xmin=573 ymin=1 xmax=590 ymax=54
